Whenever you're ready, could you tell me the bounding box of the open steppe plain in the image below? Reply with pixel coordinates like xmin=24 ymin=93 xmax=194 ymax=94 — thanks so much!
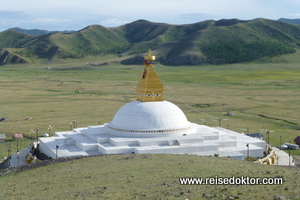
xmin=0 ymin=53 xmax=300 ymax=199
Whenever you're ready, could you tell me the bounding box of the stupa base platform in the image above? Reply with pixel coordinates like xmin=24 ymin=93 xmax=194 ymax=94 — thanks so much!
xmin=39 ymin=124 xmax=266 ymax=160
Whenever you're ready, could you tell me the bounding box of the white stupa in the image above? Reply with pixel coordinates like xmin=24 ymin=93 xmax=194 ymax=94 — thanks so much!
xmin=39 ymin=50 xmax=266 ymax=160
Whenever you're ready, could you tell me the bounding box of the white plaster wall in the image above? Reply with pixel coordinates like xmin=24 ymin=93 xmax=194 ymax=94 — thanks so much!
xmin=135 ymin=144 xmax=219 ymax=154
xmin=39 ymin=140 xmax=56 ymax=159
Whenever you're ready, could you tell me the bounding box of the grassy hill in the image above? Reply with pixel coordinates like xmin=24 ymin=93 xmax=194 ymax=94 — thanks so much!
xmin=0 ymin=154 xmax=299 ymax=199
xmin=16 ymin=25 xmax=131 ymax=60
xmin=1 ymin=18 xmax=300 ymax=65
xmin=0 ymin=30 xmax=34 ymax=48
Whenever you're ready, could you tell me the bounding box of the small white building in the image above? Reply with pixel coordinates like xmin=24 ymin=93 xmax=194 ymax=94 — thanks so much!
xmin=39 ymin=50 xmax=266 ymax=160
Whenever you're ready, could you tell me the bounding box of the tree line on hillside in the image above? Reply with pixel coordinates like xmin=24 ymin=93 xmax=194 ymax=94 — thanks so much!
xmin=201 ymin=40 xmax=296 ymax=64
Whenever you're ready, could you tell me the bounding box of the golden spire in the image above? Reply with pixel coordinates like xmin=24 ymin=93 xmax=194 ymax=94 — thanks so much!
xmin=136 ymin=49 xmax=165 ymax=102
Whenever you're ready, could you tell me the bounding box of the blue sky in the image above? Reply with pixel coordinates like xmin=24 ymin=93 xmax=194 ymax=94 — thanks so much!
xmin=1 ymin=0 xmax=300 ymax=31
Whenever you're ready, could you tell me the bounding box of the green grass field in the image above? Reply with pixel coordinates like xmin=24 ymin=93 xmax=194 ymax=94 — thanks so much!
xmin=0 ymin=154 xmax=299 ymax=199
xmin=0 ymin=53 xmax=300 ymax=158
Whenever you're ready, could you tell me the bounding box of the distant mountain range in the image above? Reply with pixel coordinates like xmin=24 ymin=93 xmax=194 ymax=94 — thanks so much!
xmin=278 ymin=18 xmax=300 ymax=25
xmin=1 ymin=18 xmax=300 ymax=66
xmin=6 ymin=27 xmax=75 ymax=36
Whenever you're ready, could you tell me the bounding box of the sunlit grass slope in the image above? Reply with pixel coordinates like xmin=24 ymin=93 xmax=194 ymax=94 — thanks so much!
xmin=0 ymin=154 xmax=299 ymax=199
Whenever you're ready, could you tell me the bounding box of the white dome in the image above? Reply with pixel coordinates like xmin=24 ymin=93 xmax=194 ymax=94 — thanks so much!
xmin=107 ymin=100 xmax=194 ymax=137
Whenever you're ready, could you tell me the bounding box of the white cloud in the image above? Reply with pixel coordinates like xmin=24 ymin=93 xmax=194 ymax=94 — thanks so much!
xmin=33 ymin=18 xmax=70 ymax=23
xmin=100 ymin=18 xmax=130 ymax=27
xmin=289 ymin=13 xmax=300 ymax=18
xmin=0 ymin=10 xmax=31 ymax=28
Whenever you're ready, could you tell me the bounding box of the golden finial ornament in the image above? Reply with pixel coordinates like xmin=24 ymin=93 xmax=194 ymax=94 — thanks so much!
xmin=135 ymin=49 xmax=165 ymax=102
xmin=144 ymin=49 xmax=155 ymax=62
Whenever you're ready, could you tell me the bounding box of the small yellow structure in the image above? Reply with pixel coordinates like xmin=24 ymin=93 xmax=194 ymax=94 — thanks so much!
xmin=255 ymin=150 xmax=277 ymax=165
xmin=26 ymin=151 xmax=42 ymax=164
xmin=135 ymin=49 xmax=165 ymax=102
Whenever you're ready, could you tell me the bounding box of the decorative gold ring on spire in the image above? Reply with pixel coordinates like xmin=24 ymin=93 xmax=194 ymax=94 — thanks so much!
xmin=144 ymin=49 xmax=155 ymax=66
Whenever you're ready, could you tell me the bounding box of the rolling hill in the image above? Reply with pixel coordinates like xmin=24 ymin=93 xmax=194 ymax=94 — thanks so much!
xmin=1 ymin=18 xmax=300 ymax=65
